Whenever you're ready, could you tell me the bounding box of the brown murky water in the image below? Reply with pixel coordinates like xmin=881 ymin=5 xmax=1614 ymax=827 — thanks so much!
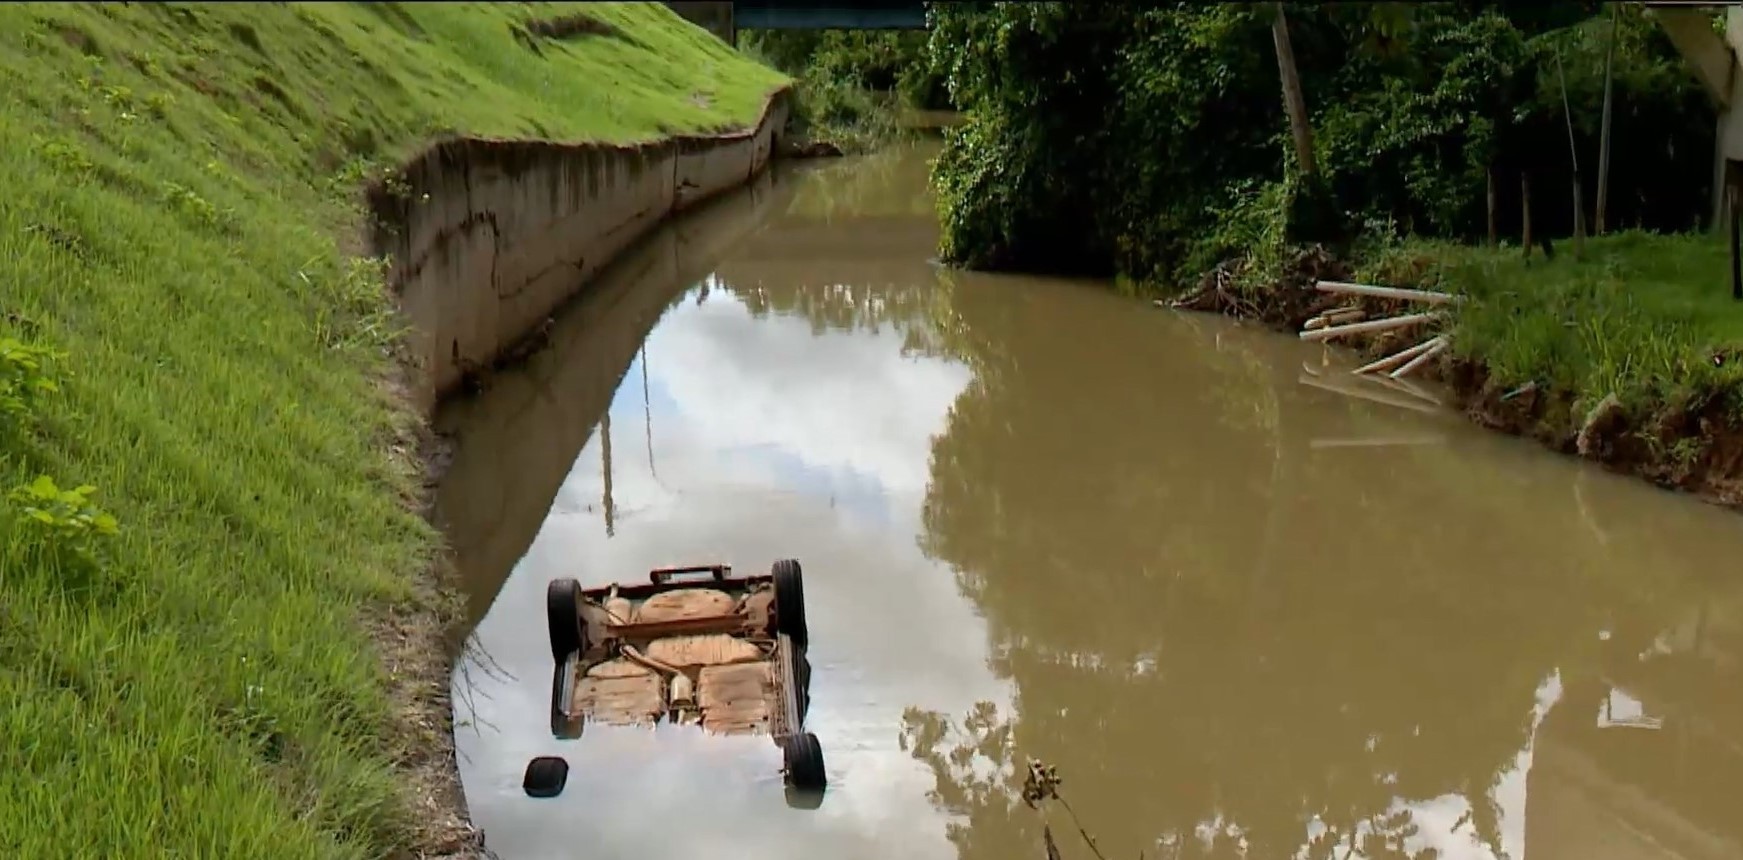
xmin=438 ymin=140 xmax=1743 ymax=860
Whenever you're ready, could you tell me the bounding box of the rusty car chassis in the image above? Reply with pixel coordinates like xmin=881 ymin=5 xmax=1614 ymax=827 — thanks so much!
xmin=544 ymin=559 xmax=825 ymax=793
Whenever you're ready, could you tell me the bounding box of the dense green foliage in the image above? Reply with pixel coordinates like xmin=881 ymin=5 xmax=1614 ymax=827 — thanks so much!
xmin=741 ymin=28 xmax=949 ymax=151
xmin=930 ymin=2 xmax=1713 ymax=286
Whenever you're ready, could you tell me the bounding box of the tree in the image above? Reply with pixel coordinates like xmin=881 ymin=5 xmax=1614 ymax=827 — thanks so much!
xmin=1272 ymin=2 xmax=1317 ymax=177
xmin=1596 ymin=1 xmax=1619 ymax=234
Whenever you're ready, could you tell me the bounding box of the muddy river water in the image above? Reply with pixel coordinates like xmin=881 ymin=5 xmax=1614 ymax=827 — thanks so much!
xmin=437 ymin=139 xmax=1743 ymax=860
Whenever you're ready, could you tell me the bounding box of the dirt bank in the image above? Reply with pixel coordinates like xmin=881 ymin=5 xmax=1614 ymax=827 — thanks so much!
xmin=1172 ymin=247 xmax=1743 ymax=509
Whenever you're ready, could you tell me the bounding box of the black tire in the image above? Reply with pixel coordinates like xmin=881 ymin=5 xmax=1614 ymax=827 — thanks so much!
xmin=784 ymin=784 xmax=825 ymax=811
xmin=546 ymin=578 xmax=583 ymax=663
xmin=782 ymin=731 xmax=826 ymax=791
xmin=794 ymin=652 xmax=812 ymax=722
xmin=772 ymin=558 xmax=807 ymax=647
xmin=523 ymin=756 xmax=570 ymax=798
xmin=550 ymin=657 xmax=584 ymax=740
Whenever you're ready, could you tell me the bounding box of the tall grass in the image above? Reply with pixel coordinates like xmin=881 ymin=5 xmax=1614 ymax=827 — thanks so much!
xmin=0 ymin=3 xmax=783 ymax=857
xmin=1360 ymin=231 xmax=1743 ymax=417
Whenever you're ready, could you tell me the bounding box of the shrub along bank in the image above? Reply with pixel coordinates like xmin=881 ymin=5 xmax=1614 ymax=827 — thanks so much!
xmin=741 ymin=28 xmax=950 ymax=153
xmin=0 ymin=3 xmax=783 ymax=857
xmin=928 ymin=2 xmax=1743 ymax=503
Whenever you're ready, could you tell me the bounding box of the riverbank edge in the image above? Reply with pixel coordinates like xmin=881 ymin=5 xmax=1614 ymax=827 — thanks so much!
xmin=362 ymin=83 xmax=792 ymax=857
xmin=1170 ymin=249 xmax=1743 ymax=510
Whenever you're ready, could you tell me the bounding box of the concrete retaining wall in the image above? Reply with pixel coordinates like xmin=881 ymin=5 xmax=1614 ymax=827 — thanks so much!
xmin=433 ymin=167 xmax=794 ymax=621
xmin=368 ymin=88 xmax=790 ymax=411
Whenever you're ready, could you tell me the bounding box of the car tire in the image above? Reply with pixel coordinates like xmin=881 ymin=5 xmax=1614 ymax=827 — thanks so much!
xmin=523 ymin=755 xmax=570 ymax=798
xmin=546 ymin=578 xmax=584 ymax=663
xmin=772 ymin=559 xmax=807 ymax=648
xmin=782 ymin=731 xmax=826 ymax=791
xmin=550 ymin=656 xmax=584 ymax=740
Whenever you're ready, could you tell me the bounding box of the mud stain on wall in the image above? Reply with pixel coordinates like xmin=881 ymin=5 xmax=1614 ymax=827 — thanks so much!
xmin=369 ymin=88 xmax=790 ymax=411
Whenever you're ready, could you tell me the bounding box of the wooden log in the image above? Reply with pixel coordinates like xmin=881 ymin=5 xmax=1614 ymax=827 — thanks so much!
xmin=1351 ymin=335 xmax=1441 ymax=375
xmin=1390 ymin=337 xmax=1449 ymax=379
xmin=1315 ymin=280 xmax=1460 ymax=305
xmin=1304 ymin=308 xmax=1365 ymax=331
xmin=1299 ymin=312 xmax=1436 ymax=342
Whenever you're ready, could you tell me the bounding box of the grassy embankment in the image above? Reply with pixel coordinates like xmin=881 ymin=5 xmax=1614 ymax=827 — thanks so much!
xmin=0 ymin=3 xmax=783 ymax=857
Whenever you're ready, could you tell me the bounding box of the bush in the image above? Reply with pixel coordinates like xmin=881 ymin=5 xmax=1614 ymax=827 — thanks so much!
xmin=739 ymin=25 xmax=951 ymax=152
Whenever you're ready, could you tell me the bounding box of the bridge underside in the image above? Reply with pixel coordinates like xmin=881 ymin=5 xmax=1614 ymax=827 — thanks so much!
xmin=735 ymin=2 xmax=926 ymax=31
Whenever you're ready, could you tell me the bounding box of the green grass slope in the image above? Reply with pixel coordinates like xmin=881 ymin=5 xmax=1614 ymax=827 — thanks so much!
xmin=0 ymin=3 xmax=784 ymax=857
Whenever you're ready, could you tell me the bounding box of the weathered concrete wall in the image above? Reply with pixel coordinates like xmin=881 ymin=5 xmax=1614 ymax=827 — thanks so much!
xmin=433 ymin=167 xmax=795 ymax=622
xmin=369 ymin=88 xmax=789 ymax=411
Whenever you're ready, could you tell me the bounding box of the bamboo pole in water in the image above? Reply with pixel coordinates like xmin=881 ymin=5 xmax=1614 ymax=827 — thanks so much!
xmin=1299 ymin=312 xmax=1436 ymax=342
xmin=1304 ymin=307 xmax=1365 ymax=330
xmin=1315 ymin=280 xmax=1459 ymax=305
xmin=1310 ymin=435 xmax=1447 ymax=449
xmin=1298 ymin=372 xmax=1441 ymax=415
xmin=1351 ymin=335 xmax=1442 ymax=375
xmin=1368 ymin=370 xmax=1445 ymax=406
xmin=1390 ymin=337 xmax=1449 ymax=379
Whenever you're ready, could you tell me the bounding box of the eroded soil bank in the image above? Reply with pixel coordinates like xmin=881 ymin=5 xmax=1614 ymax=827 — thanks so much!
xmin=1172 ymin=248 xmax=1743 ymax=508
xmin=368 ymin=89 xmax=791 ymax=857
